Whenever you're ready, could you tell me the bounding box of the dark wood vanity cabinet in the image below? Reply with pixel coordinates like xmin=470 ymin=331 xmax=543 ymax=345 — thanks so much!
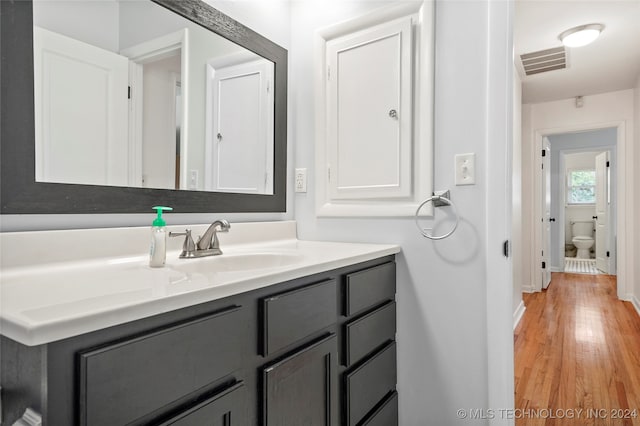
xmin=1 ymin=256 xmax=397 ymax=425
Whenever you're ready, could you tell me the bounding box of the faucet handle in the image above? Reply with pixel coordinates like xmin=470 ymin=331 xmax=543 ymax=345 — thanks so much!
xmin=169 ymin=229 xmax=196 ymax=258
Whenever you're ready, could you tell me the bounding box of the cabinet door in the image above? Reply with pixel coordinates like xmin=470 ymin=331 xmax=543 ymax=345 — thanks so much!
xmin=158 ymin=382 xmax=247 ymax=426
xmin=325 ymin=16 xmax=413 ymax=200
xmin=262 ymin=334 xmax=337 ymax=426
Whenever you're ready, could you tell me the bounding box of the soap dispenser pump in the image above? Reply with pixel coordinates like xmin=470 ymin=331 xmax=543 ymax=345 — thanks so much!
xmin=150 ymin=206 xmax=172 ymax=267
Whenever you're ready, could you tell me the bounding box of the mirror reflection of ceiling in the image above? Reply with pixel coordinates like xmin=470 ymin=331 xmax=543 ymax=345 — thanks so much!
xmin=32 ymin=0 xmax=275 ymax=195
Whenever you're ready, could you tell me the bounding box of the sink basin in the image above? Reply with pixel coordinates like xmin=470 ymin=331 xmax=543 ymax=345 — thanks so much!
xmin=170 ymin=252 xmax=304 ymax=275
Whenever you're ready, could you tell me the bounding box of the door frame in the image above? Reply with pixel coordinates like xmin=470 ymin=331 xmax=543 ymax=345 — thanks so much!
xmin=557 ymin=147 xmax=616 ymax=275
xmin=532 ymin=120 xmax=629 ymax=299
xmin=541 ymin=137 xmax=551 ymax=288
xmin=120 ymin=29 xmax=189 ymax=189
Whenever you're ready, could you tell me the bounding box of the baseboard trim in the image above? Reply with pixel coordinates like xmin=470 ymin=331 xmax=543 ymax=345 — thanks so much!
xmin=521 ymin=285 xmax=536 ymax=293
xmin=513 ymin=300 xmax=526 ymax=330
xmin=631 ymin=295 xmax=640 ymax=318
xmin=550 ymin=266 xmax=562 ymax=273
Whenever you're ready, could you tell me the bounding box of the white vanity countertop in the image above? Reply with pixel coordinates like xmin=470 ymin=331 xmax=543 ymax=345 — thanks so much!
xmin=0 ymin=221 xmax=400 ymax=346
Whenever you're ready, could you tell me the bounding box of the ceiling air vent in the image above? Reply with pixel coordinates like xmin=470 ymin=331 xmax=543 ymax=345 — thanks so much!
xmin=520 ymin=47 xmax=566 ymax=76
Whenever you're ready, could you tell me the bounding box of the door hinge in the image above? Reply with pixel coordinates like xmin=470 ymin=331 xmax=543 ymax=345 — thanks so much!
xmin=541 ymin=150 xmax=546 ymax=157
xmin=128 ymin=86 xmax=131 ymax=99
xmin=541 ymin=163 xmax=544 ymax=169
xmin=502 ymin=240 xmax=510 ymax=258
xmin=606 ymin=251 xmax=610 ymax=257
xmin=542 ymin=261 xmax=546 ymax=269
xmin=606 ymin=160 xmax=610 ymax=167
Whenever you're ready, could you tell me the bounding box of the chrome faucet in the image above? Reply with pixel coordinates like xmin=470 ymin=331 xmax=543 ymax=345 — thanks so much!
xmin=170 ymin=220 xmax=230 ymax=258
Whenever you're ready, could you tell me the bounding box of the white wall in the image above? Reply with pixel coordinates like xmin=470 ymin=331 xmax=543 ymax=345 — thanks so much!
xmin=521 ymin=89 xmax=635 ymax=295
xmin=33 ymin=1 xmax=119 ymax=52
xmin=291 ymin=1 xmax=513 ymax=424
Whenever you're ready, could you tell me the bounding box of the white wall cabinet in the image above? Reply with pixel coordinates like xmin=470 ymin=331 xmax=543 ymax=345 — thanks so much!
xmin=315 ymin=2 xmax=434 ymax=217
xmin=326 ymin=17 xmax=412 ymax=200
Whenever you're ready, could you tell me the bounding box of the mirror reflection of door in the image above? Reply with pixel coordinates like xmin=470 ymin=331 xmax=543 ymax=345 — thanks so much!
xmin=205 ymin=58 xmax=274 ymax=194
xmin=33 ymin=26 xmax=129 ymax=186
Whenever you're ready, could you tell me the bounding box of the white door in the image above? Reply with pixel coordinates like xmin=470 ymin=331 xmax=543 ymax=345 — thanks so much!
xmin=541 ymin=138 xmax=551 ymax=289
xmin=206 ymin=59 xmax=274 ymax=194
xmin=595 ymin=151 xmax=609 ymax=273
xmin=33 ymin=27 xmax=129 ymax=186
xmin=326 ymin=16 xmax=413 ymax=200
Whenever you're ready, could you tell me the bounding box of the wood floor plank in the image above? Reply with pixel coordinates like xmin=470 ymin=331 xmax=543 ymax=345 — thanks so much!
xmin=514 ymin=273 xmax=640 ymax=426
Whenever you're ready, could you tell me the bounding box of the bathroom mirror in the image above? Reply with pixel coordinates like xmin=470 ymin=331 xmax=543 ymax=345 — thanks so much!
xmin=0 ymin=0 xmax=287 ymax=214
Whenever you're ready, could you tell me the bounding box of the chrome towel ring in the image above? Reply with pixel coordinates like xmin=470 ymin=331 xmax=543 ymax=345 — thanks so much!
xmin=414 ymin=194 xmax=459 ymax=240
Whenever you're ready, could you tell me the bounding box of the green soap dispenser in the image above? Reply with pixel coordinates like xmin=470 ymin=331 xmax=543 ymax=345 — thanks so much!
xmin=150 ymin=206 xmax=173 ymax=267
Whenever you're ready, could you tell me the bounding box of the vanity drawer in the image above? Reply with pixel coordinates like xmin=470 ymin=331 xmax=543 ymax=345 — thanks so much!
xmin=344 ymin=262 xmax=395 ymax=316
xmin=360 ymin=391 xmax=398 ymax=426
xmin=158 ymin=382 xmax=248 ymax=426
xmin=78 ymin=305 xmax=246 ymax=426
xmin=344 ymin=342 xmax=397 ymax=426
xmin=262 ymin=279 xmax=337 ymax=356
xmin=344 ymin=301 xmax=396 ymax=366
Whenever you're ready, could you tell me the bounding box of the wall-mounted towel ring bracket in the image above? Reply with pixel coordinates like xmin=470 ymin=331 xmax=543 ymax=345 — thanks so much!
xmin=414 ymin=192 xmax=459 ymax=240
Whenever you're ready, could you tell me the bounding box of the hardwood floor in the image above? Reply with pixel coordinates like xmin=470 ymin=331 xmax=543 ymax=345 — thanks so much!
xmin=514 ymin=273 xmax=640 ymax=426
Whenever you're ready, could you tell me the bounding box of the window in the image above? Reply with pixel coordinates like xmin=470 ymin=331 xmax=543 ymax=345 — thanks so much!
xmin=567 ymin=169 xmax=596 ymax=204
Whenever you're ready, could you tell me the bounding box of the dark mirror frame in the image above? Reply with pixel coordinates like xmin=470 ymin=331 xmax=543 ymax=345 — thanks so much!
xmin=0 ymin=0 xmax=287 ymax=214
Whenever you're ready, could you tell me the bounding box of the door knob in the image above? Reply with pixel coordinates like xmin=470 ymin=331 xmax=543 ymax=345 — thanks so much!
xmin=592 ymin=216 xmax=598 ymax=220
xmin=388 ymin=109 xmax=398 ymax=119
xmin=549 ymin=218 xmax=556 ymax=222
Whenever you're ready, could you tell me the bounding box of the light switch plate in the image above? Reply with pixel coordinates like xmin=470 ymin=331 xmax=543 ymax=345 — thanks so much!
xmin=295 ymin=168 xmax=307 ymax=193
xmin=455 ymin=153 xmax=475 ymax=185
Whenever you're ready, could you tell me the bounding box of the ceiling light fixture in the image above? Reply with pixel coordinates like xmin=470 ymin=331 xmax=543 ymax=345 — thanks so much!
xmin=559 ymin=23 xmax=604 ymax=47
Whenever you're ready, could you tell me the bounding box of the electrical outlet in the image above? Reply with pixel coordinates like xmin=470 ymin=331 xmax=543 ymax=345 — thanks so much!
xmin=295 ymin=168 xmax=307 ymax=193
xmin=455 ymin=153 xmax=476 ymax=185
xmin=189 ymin=170 xmax=198 ymax=190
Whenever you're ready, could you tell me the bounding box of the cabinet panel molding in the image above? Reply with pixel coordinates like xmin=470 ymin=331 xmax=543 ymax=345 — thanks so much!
xmin=344 ymin=341 xmax=397 ymax=426
xmin=344 ymin=301 xmax=396 ymax=366
xmin=262 ymin=279 xmax=337 ymax=356
xmin=262 ymin=333 xmax=338 ymax=426
xmin=78 ymin=305 xmax=246 ymax=426
xmin=345 ymin=261 xmax=396 ymax=316
xmin=158 ymin=381 xmax=248 ymax=426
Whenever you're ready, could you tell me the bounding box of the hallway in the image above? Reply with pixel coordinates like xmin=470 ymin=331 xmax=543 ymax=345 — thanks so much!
xmin=514 ymin=273 xmax=640 ymax=425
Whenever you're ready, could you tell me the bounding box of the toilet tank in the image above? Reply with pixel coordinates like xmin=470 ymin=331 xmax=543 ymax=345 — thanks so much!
xmin=571 ymin=220 xmax=594 ymax=237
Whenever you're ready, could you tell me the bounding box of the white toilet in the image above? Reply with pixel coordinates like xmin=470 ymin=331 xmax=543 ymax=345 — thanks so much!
xmin=571 ymin=220 xmax=595 ymax=259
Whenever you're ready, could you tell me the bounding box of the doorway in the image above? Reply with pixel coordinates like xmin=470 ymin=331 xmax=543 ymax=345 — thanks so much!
xmin=540 ymin=128 xmax=617 ymax=281
xmin=531 ymin=121 xmax=630 ymax=297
